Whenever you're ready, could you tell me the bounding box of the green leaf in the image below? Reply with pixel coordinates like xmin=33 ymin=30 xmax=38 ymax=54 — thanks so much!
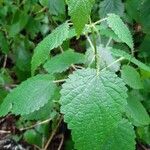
xmin=107 ymin=14 xmax=134 ymax=50
xmin=60 ymin=69 xmax=135 ymax=150
xmin=24 ymin=129 xmax=42 ymax=147
xmin=101 ymin=119 xmax=135 ymax=150
xmin=126 ymin=92 xmax=150 ymax=126
xmin=22 ymin=100 xmax=54 ymax=121
xmin=9 ymin=10 xmax=29 ymax=37
xmin=121 ymin=65 xmax=143 ymax=89
xmin=68 ymin=0 xmax=95 ymax=36
xmin=138 ymin=0 xmax=150 ymax=34
xmin=31 ymin=22 xmax=69 ymax=75
xmin=125 ymin=0 xmax=140 ymax=21
xmin=0 ymin=75 xmax=56 ymax=116
xmin=99 ymin=0 xmax=124 ymax=18
xmin=0 ymin=31 xmax=9 ymax=54
xmin=44 ymin=49 xmax=85 ymax=74
xmin=111 ymin=48 xmax=150 ymax=72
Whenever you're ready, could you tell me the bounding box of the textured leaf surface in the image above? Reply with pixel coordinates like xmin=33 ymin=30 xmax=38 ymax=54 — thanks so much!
xmin=99 ymin=0 xmax=124 ymax=18
xmin=0 ymin=75 xmax=56 ymax=116
xmin=60 ymin=69 xmax=135 ymax=150
xmin=31 ymin=22 xmax=69 ymax=75
xmin=44 ymin=49 xmax=85 ymax=74
xmin=121 ymin=65 xmax=143 ymax=89
xmin=107 ymin=14 xmax=134 ymax=50
xmin=126 ymin=92 xmax=150 ymax=126
xmin=68 ymin=0 xmax=95 ymax=35
xmin=85 ymin=45 xmax=120 ymax=72
xmin=111 ymin=48 xmax=150 ymax=72
xmin=23 ymin=100 xmax=54 ymax=121
xmin=101 ymin=119 xmax=135 ymax=150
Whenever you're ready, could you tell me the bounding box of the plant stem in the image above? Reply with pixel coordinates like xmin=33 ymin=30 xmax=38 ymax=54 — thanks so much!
xmin=19 ymin=118 xmax=52 ymax=131
xmin=90 ymin=19 xmax=100 ymax=74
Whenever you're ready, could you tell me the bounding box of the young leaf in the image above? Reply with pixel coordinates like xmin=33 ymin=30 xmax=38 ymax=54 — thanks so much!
xmin=60 ymin=69 xmax=135 ymax=150
xmin=31 ymin=22 xmax=69 ymax=75
xmin=44 ymin=49 xmax=85 ymax=74
xmin=107 ymin=14 xmax=134 ymax=50
xmin=67 ymin=0 xmax=95 ymax=36
xmin=110 ymin=48 xmax=150 ymax=72
xmin=121 ymin=65 xmax=143 ymax=89
xmin=0 ymin=75 xmax=56 ymax=116
xmin=126 ymin=92 xmax=150 ymax=126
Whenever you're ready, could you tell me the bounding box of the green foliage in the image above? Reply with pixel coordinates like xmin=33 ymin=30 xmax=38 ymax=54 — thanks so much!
xmin=0 ymin=0 xmax=150 ymax=149
xmin=60 ymin=69 xmax=135 ymax=150
xmin=0 ymin=32 xmax=9 ymax=54
xmin=107 ymin=14 xmax=134 ymax=50
xmin=31 ymin=22 xmax=69 ymax=75
xmin=99 ymin=0 xmax=124 ymax=18
xmin=44 ymin=49 xmax=85 ymax=74
xmin=111 ymin=48 xmax=150 ymax=72
xmin=68 ymin=0 xmax=95 ymax=35
xmin=0 ymin=75 xmax=56 ymax=116
xmin=126 ymin=92 xmax=150 ymax=126
xmin=121 ymin=65 xmax=143 ymax=89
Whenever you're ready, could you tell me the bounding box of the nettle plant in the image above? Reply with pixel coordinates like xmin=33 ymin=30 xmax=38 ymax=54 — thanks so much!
xmin=0 ymin=1 xmax=150 ymax=149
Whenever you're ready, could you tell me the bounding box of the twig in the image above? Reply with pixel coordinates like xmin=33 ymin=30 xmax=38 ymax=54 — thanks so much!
xmin=3 ymin=55 xmax=7 ymax=69
xmin=0 ymin=130 xmax=11 ymax=134
xmin=90 ymin=18 xmax=100 ymax=75
xmin=19 ymin=118 xmax=52 ymax=131
xmin=93 ymin=18 xmax=107 ymax=26
xmin=106 ymin=38 xmax=112 ymax=48
xmin=35 ymin=7 xmax=47 ymax=15
xmin=73 ymin=65 xmax=84 ymax=69
xmin=53 ymin=79 xmax=66 ymax=83
xmin=86 ymin=35 xmax=95 ymax=52
xmin=71 ymin=64 xmax=77 ymax=70
xmin=43 ymin=116 xmax=63 ymax=150
xmin=57 ymin=134 xmax=64 ymax=150
xmin=59 ymin=46 xmax=64 ymax=53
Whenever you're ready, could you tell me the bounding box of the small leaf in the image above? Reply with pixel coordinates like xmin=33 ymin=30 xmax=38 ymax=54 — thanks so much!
xmin=68 ymin=0 xmax=95 ymax=36
xmin=126 ymin=92 xmax=150 ymax=126
xmin=31 ymin=22 xmax=69 ymax=75
xmin=107 ymin=14 xmax=134 ymax=50
xmin=0 ymin=31 xmax=9 ymax=54
xmin=111 ymin=48 xmax=150 ymax=72
xmin=0 ymin=75 xmax=56 ymax=116
xmin=44 ymin=49 xmax=85 ymax=74
xmin=121 ymin=65 xmax=143 ymax=89
xmin=61 ymin=68 xmax=135 ymax=150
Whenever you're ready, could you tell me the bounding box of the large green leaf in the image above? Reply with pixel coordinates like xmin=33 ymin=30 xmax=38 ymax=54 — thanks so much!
xmin=60 ymin=69 xmax=135 ymax=150
xmin=31 ymin=22 xmax=69 ymax=75
xmin=67 ymin=0 xmax=95 ymax=35
xmin=99 ymin=0 xmax=124 ymax=18
xmin=101 ymin=119 xmax=135 ymax=150
xmin=121 ymin=65 xmax=143 ymax=89
xmin=44 ymin=49 xmax=85 ymax=74
xmin=107 ymin=14 xmax=134 ymax=50
xmin=110 ymin=48 xmax=150 ymax=72
xmin=0 ymin=75 xmax=56 ymax=116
